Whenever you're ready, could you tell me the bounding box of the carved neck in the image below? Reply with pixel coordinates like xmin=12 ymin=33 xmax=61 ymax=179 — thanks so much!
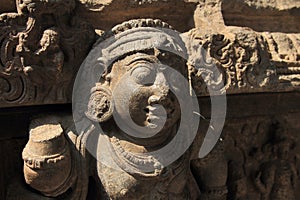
xmin=109 ymin=121 xmax=179 ymax=150
xmin=100 ymin=122 xmax=186 ymax=178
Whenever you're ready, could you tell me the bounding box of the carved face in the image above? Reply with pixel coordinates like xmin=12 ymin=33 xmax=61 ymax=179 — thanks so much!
xmin=40 ymin=29 xmax=59 ymax=50
xmin=108 ymin=53 xmax=184 ymax=137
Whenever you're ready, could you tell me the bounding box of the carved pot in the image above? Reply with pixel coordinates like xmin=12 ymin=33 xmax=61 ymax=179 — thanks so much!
xmin=22 ymin=123 xmax=72 ymax=197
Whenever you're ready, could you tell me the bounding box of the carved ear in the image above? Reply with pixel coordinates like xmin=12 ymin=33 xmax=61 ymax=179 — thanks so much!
xmin=85 ymin=83 xmax=114 ymax=123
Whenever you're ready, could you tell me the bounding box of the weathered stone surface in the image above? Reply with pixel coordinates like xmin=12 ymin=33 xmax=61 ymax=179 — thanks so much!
xmin=76 ymin=0 xmax=197 ymax=32
xmin=0 ymin=0 xmax=300 ymax=199
xmin=222 ymin=0 xmax=300 ymax=32
xmin=0 ymin=0 xmax=95 ymax=108
xmin=0 ymin=0 xmax=15 ymax=13
xmin=0 ymin=0 xmax=299 ymax=107
xmin=73 ymin=19 xmax=201 ymax=199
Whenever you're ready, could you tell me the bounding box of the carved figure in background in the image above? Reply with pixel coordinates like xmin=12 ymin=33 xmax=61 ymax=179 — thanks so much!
xmin=35 ymin=28 xmax=64 ymax=72
xmin=24 ymin=28 xmax=65 ymax=101
xmin=254 ymin=124 xmax=297 ymax=200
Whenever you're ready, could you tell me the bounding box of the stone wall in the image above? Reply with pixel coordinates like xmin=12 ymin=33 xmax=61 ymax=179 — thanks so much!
xmin=0 ymin=0 xmax=299 ymax=199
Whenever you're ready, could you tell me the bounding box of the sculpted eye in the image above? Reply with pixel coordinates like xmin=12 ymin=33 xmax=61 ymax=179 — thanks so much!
xmin=131 ymin=65 xmax=156 ymax=85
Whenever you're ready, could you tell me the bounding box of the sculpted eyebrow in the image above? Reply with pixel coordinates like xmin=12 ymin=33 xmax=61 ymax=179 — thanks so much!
xmin=125 ymin=59 xmax=155 ymax=71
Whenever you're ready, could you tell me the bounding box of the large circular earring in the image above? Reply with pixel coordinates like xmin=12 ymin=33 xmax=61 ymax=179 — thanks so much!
xmin=85 ymin=83 xmax=114 ymax=123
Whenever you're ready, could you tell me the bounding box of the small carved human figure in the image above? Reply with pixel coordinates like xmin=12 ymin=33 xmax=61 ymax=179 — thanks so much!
xmin=36 ymin=28 xmax=64 ymax=71
xmin=23 ymin=27 xmax=64 ymax=77
xmin=254 ymin=124 xmax=297 ymax=200
xmin=23 ymin=28 xmax=65 ymax=101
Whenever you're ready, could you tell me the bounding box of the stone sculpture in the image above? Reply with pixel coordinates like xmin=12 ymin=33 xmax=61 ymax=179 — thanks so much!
xmin=80 ymin=19 xmax=201 ymax=199
xmin=8 ymin=115 xmax=89 ymax=200
xmin=254 ymin=123 xmax=297 ymax=200
xmin=1 ymin=0 xmax=300 ymax=199
xmin=15 ymin=19 xmax=201 ymax=199
xmin=0 ymin=0 xmax=95 ymax=107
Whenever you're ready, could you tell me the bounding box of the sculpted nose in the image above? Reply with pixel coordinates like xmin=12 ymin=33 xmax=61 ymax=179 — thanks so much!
xmin=148 ymin=95 xmax=160 ymax=104
xmin=154 ymin=71 xmax=168 ymax=86
xmin=148 ymin=73 xmax=170 ymax=105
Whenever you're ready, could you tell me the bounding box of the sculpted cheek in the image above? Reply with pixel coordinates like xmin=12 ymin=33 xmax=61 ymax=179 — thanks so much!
xmin=128 ymin=88 xmax=154 ymax=126
xmin=112 ymin=75 xmax=142 ymax=121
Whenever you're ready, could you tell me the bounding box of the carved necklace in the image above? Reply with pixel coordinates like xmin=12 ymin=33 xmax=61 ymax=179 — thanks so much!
xmin=106 ymin=126 xmax=188 ymax=180
xmin=108 ymin=135 xmax=164 ymax=179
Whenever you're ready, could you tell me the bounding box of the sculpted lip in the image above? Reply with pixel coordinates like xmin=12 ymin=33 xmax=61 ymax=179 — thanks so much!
xmin=145 ymin=105 xmax=166 ymax=117
xmin=144 ymin=105 xmax=168 ymax=128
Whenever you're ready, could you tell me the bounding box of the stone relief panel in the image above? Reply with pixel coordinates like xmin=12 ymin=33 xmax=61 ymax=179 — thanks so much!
xmin=0 ymin=0 xmax=300 ymax=199
xmin=0 ymin=0 xmax=95 ymax=107
xmin=0 ymin=1 xmax=300 ymax=107
xmin=0 ymin=0 xmax=300 ymax=107
xmin=4 ymin=17 xmax=298 ymax=200
xmin=190 ymin=114 xmax=300 ymax=200
xmin=185 ymin=27 xmax=300 ymax=96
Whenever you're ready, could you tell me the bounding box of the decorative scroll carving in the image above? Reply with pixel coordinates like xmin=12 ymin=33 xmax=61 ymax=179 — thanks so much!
xmin=262 ymin=32 xmax=300 ymax=86
xmin=186 ymin=27 xmax=300 ymax=96
xmin=0 ymin=0 xmax=95 ymax=107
